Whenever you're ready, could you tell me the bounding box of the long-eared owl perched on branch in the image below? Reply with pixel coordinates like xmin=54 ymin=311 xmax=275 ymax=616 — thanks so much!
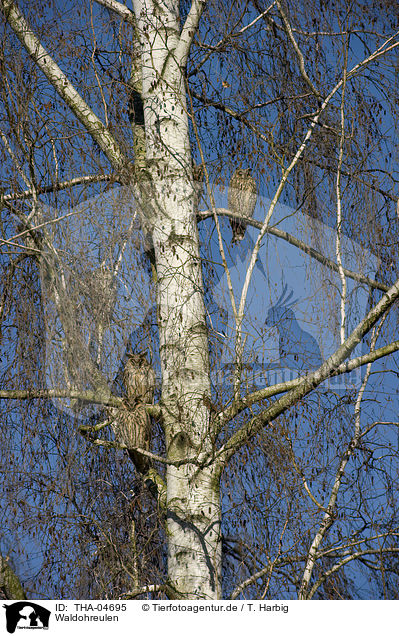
xmin=116 ymin=353 xmax=156 ymax=473
xmin=228 ymin=168 xmax=257 ymax=243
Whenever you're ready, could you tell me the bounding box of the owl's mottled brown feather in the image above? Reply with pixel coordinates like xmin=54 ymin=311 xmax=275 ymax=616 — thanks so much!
xmin=116 ymin=353 xmax=155 ymax=473
xmin=123 ymin=353 xmax=155 ymax=407
xmin=228 ymin=168 xmax=257 ymax=242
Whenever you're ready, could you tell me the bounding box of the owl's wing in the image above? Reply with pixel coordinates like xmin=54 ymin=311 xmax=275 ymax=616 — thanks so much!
xmin=227 ymin=184 xmax=236 ymax=211
xmin=228 ymin=172 xmax=242 ymax=210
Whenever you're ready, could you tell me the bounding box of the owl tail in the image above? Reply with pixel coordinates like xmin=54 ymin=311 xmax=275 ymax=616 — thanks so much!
xmin=230 ymin=219 xmax=246 ymax=243
xmin=128 ymin=449 xmax=150 ymax=474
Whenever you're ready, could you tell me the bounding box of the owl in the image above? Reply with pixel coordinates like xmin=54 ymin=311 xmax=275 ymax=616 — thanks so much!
xmin=228 ymin=168 xmax=257 ymax=242
xmin=117 ymin=353 xmax=156 ymax=473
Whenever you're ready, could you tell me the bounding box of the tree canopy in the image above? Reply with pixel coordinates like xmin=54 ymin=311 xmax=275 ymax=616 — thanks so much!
xmin=0 ymin=0 xmax=399 ymax=600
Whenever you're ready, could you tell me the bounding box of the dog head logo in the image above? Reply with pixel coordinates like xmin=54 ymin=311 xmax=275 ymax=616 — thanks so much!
xmin=3 ymin=602 xmax=50 ymax=633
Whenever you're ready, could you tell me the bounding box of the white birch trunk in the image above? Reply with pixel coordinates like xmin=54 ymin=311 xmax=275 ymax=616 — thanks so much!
xmin=133 ymin=0 xmax=222 ymax=598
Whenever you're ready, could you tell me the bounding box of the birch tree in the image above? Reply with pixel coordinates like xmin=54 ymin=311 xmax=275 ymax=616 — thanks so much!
xmin=1 ymin=0 xmax=399 ymax=599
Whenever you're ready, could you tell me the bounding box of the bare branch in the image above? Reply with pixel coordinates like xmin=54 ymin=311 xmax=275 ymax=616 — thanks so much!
xmin=1 ymin=174 xmax=113 ymax=204
xmin=123 ymin=584 xmax=165 ymax=598
xmin=82 ymin=439 xmax=195 ymax=468
xmin=276 ymin=0 xmax=321 ymax=101
xmin=216 ymin=276 xmax=399 ymax=465
xmin=216 ymin=339 xmax=399 ymax=432
xmin=222 ymin=35 xmax=399 ymax=419
xmin=0 ymin=254 xmax=29 ymax=326
xmin=0 ymin=126 xmax=31 ymax=189
xmin=361 ymin=420 xmax=399 ymax=437
xmin=189 ymin=2 xmax=276 ymax=77
xmin=93 ymin=0 xmax=135 ymax=24
xmin=299 ymin=318 xmax=386 ymax=599
xmin=0 ymin=388 xmax=123 ymax=407
xmin=236 ymin=31 xmax=399 ymax=349
xmin=187 ymin=83 xmax=238 ymax=325
xmin=335 ymin=41 xmax=349 ymax=345
xmin=198 ymin=208 xmax=389 ymax=293
xmin=0 ymin=0 xmax=128 ymax=170
xmin=175 ymin=0 xmax=207 ymax=68
xmin=308 ymin=547 xmax=399 ymax=600
xmin=230 ymin=562 xmax=271 ymax=600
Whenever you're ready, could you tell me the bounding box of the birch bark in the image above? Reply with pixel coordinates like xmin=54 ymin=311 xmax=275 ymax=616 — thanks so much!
xmin=133 ymin=0 xmax=221 ymax=598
